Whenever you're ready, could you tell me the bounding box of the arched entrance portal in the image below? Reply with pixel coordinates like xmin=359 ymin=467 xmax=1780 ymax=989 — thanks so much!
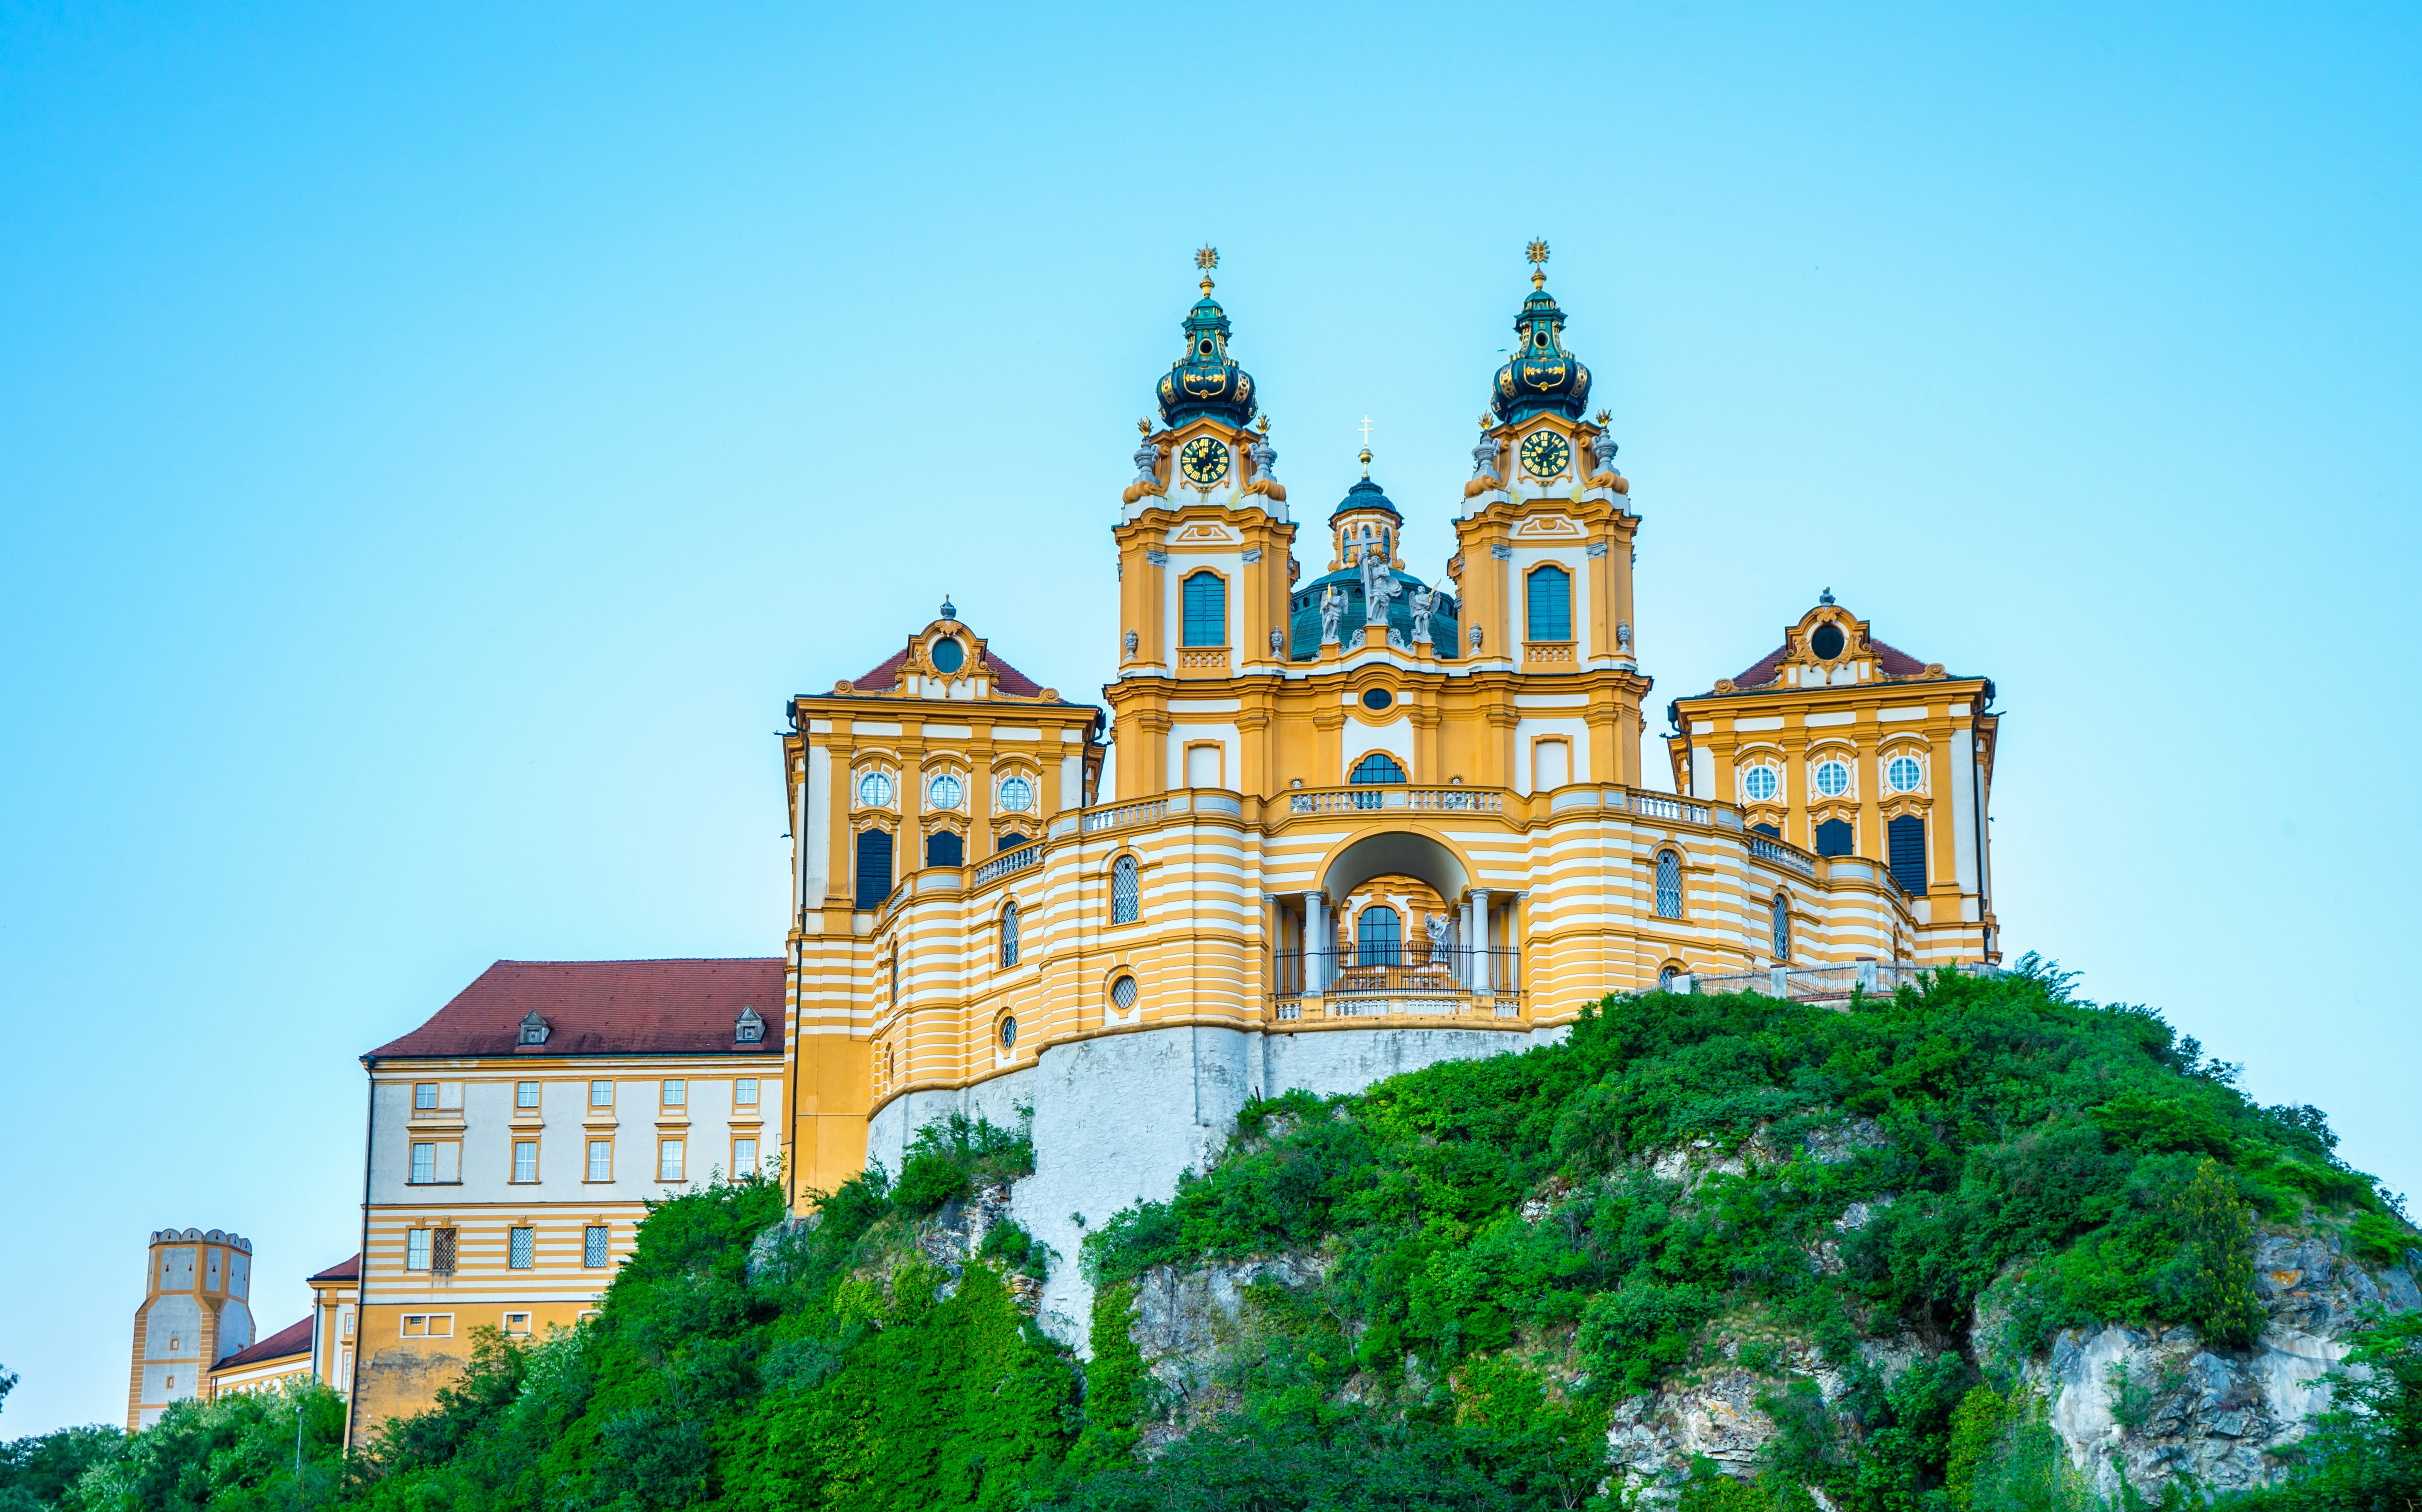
xmin=1283 ymin=830 xmax=1513 ymax=1004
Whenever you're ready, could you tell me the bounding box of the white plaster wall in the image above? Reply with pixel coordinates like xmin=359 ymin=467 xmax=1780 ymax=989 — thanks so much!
xmin=1166 ymin=723 xmax=1241 ymax=789
xmin=1512 ymin=717 xmax=1590 ymax=795
xmin=1340 ymin=714 xmax=1415 ymax=780
xmin=804 ymin=747 xmax=831 ymax=909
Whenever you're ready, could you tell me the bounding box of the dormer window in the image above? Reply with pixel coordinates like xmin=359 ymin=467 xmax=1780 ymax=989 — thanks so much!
xmin=734 ymin=1005 xmax=765 ymax=1046
xmin=518 ymin=1011 xmax=550 ymax=1047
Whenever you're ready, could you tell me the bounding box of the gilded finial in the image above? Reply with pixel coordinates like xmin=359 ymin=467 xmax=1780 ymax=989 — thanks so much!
xmin=1357 ymin=414 xmax=1374 ymax=478
xmin=1526 ymin=238 xmax=1550 ymax=289
xmin=1258 ymin=414 xmax=1271 ymax=434
xmin=1138 ymin=417 xmax=1151 ymax=435
xmin=1195 ymin=244 xmax=1219 ymax=295
xmin=1358 ymin=446 xmax=1373 ymax=478
xmin=1479 ymin=414 xmax=1493 ymax=431
xmin=1594 ymin=409 xmax=1611 ymax=428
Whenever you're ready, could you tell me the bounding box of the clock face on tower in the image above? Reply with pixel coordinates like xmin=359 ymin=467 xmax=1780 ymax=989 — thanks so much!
xmin=1520 ymin=431 xmax=1571 ymax=478
xmin=1179 ymin=436 xmax=1230 ymax=487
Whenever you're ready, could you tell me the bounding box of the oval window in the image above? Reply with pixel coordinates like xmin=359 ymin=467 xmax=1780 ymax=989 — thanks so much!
xmin=928 ymin=773 xmax=964 ymax=810
xmin=1810 ymin=622 xmax=1847 ymax=660
xmin=1109 ymin=975 xmax=1138 ymax=1010
xmin=1886 ymin=755 xmax=1925 ymax=793
xmin=1361 ymin=687 xmax=1393 ymax=712
xmin=1814 ymin=759 xmax=1851 ymax=798
xmin=998 ymin=1016 xmax=1017 ymax=1049
xmin=997 ymin=775 xmax=1035 ymax=813
xmin=1741 ymin=766 xmax=1779 ymax=802
xmin=856 ymin=771 xmax=894 ymax=807
xmin=930 ymin=637 xmax=966 ymax=673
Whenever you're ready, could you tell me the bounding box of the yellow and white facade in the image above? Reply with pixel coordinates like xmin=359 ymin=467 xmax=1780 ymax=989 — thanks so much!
xmin=777 ymin=252 xmax=2007 ymax=1341
xmin=347 ymin=957 xmax=785 ymax=1439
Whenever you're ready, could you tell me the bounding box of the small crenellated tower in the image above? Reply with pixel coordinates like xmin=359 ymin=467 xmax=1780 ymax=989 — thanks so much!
xmin=126 ymin=1227 xmax=255 ymax=1429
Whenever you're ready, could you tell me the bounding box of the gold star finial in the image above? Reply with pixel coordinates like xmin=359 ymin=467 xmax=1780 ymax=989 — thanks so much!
xmin=1195 ymin=244 xmax=1219 ymax=294
xmin=1138 ymin=417 xmax=1151 ymax=435
xmin=1258 ymin=414 xmax=1271 ymax=434
xmin=1526 ymin=238 xmax=1550 ymax=290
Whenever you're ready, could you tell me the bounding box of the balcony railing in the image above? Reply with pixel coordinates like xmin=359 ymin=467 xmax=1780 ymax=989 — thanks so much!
xmin=971 ymin=844 xmax=1043 ymax=887
xmin=1746 ymin=834 xmax=1818 ymax=878
xmin=1271 ymin=948 xmax=1525 ymax=1020
xmin=1675 ymin=960 xmax=1998 ymax=1003
xmin=1287 ymin=787 xmax=1506 ymax=815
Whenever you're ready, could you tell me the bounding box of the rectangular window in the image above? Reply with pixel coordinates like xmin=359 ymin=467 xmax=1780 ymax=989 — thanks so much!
xmin=587 ymin=1139 xmax=612 ymax=1182
xmin=508 ymin=1228 xmax=535 ymax=1270
xmin=589 ymin=1079 xmax=613 ymax=1108
xmin=401 ymin=1314 xmax=427 ymax=1336
xmin=584 ymin=1225 xmax=610 ymax=1267
xmin=413 ymin=1082 xmax=438 ymax=1111
xmin=661 ymin=1079 xmax=686 ymax=1108
xmin=400 ymin=1313 xmax=454 ymax=1340
xmin=409 ymin=1142 xmax=435 ymax=1184
xmin=854 ymin=827 xmax=894 ymax=910
xmin=431 ymin=1227 xmax=457 ymax=1275
xmin=501 ymin=1312 xmax=532 ymax=1336
xmin=1888 ymin=814 xmax=1928 ymax=893
xmin=1525 ymin=564 xmax=1573 ymax=642
xmin=405 ymin=1229 xmax=431 ymax=1271
xmin=734 ymin=1077 xmax=759 ymax=1107
xmin=516 ymin=1080 xmax=541 ymax=1110
xmin=512 ymin=1140 xmax=539 ymax=1183
xmin=1180 ymin=570 xmax=1227 ymax=647
xmin=658 ymin=1139 xmax=685 ymax=1183
xmin=733 ymin=1138 xmax=759 ymax=1176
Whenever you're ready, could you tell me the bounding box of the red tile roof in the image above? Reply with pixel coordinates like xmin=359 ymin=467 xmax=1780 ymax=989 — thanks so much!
xmin=1728 ymin=636 xmax=1933 ymax=691
xmin=309 ymin=1254 xmax=360 ymax=1283
xmin=368 ymin=959 xmax=785 ymax=1061
xmin=849 ymin=647 xmax=1054 ymax=698
xmin=215 ymin=1316 xmax=312 ymax=1371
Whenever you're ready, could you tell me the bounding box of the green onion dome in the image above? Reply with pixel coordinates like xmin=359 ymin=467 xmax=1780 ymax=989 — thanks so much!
xmin=1329 ymin=476 xmax=1400 ymax=520
xmin=1490 ymin=282 xmax=1594 ymax=424
xmin=1156 ymin=282 xmax=1258 ymax=430
xmin=1284 ymin=566 xmax=1460 ymax=660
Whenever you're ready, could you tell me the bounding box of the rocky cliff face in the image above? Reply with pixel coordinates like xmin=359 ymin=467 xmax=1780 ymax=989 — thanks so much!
xmin=1104 ymin=1130 xmax=2421 ymax=1507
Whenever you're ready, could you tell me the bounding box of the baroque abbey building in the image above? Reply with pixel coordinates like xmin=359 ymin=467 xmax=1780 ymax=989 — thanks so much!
xmin=135 ymin=250 xmax=2004 ymax=1434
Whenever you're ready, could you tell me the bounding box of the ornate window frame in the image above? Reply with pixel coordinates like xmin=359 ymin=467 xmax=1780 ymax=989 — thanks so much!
xmin=1652 ymin=848 xmax=1686 ymax=920
xmin=850 ymin=757 xmax=901 ymax=818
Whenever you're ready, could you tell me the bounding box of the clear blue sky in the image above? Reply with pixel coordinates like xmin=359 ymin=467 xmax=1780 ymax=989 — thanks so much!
xmin=2 ymin=2 xmax=2416 ymax=1434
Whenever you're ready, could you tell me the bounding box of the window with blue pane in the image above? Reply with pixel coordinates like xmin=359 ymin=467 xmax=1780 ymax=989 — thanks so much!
xmin=1349 ymin=753 xmax=1406 ymax=785
xmin=1356 ymin=906 xmax=1402 ymax=967
xmin=1180 ymin=571 xmax=1227 ymax=647
xmin=1525 ymin=565 xmax=1572 ymax=642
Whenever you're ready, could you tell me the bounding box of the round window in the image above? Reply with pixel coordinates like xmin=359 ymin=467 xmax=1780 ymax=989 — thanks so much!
xmin=1810 ymin=622 xmax=1847 ymax=661
xmin=999 ymin=1016 xmax=1017 ymax=1049
xmin=856 ymin=771 xmax=894 ymax=807
xmin=1741 ymin=766 xmax=1779 ymax=802
xmin=1361 ymin=687 xmax=1394 ymax=712
xmin=1886 ymin=755 xmax=1925 ymax=792
xmin=1814 ymin=759 xmax=1851 ymax=798
xmin=1109 ymin=975 xmax=1138 ymax=1010
xmin=996 ymin=775 xmax=1034 ymax=813
xmin=930 ymin=637 xmax=966 ymax=673
xmin=928 ymin=773 xmax=964 ymax=810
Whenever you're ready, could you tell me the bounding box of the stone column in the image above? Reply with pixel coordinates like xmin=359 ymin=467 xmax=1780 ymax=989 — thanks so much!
xmin=1303 ymin=891 xmax=1329 ymax=992
xmin=1469 ymin=889 xmax=1491 ymax=992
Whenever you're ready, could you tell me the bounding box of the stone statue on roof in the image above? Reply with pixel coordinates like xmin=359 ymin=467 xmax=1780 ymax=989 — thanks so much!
xmin=1319 ymin=585 xmax=1344 ymax=646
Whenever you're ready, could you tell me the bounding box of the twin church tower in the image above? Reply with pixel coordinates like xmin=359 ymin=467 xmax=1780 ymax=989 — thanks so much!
xmin=142 ymin=248 xmax=2005 ymax=1437
xmin=778 ymin=246 xmax=2003 ymax=1337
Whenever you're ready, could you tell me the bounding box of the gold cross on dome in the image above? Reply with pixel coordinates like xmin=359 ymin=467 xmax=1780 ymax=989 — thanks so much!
xmin=1527 ymin=238 xmax=1550 ymax=289
xmin=1195 ymin=244 xmax=1219 ymax=294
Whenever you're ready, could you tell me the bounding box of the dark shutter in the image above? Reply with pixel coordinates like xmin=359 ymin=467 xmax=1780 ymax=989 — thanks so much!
xmin=854 ymin=829 xmax=894 ymax=909
xmin=1750 ymin=821 xmax=1781 ymax=839
xmin=1887 ymin=815 xmax=1927 ymax=893
xmin=925 ymin=830 xmax=963 ymax=868
xmin=1815 ymin=818 xmax=1854 ymax=857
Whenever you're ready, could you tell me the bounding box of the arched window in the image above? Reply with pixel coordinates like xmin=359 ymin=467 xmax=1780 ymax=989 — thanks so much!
xmin=1771 ymin=894 xmax=1791 ymax=961
xmin=1657 ymin=964 xmax=1681 ymax=992
xmin=1357 ymin=905 xmax=1402 ymax=967
xmin=1525 ymin=564 xmax=1572 ymax=642
xmin=1654 ymin=849 xmax=1683 ymax=919
xmin=890 ymin=952 xmax=900 ymax=1008
xmin=1110 ymin=855 xmax=1140 ymax=925
xmin=999 ymin=901 xmax=1021 ymax=969
xmin=1181 ymin=571 xmax=1227 ymax=647
xmin=854 ymin=829 xmax=893 ymax=910
xmin=1349 ymin=752 xmax=1407 ymax=785
xmin=925 ymin=829 xmax=963 ymax=868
